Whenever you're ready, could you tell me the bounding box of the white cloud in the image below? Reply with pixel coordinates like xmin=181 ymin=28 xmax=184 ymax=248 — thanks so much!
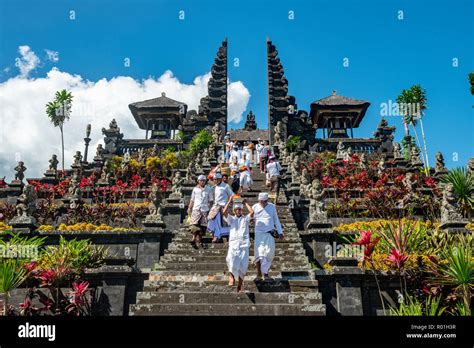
xmin=14 ymin=46 xmax=40 ymax=77
xmin=44 ymin=49 xmax=59 ymax=63
xmin=0 ymin=49 xmax=250 ymax=180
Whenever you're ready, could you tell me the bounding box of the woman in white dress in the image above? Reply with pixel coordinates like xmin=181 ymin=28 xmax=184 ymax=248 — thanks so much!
xmin=222 ymin=196 xmax=254 ymax=292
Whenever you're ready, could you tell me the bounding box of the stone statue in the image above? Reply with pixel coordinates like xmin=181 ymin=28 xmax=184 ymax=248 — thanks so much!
xmin=440 ymin=183 xmax=464 ymax=224
xmin=15 ymin=184 xmax=37 ymax=218
xmin=185 ymin=161 xmax=197 ymax=183
xmin=9 ymin=184 xmax=38 ymax=228
xmin=67 ymin=171 xmax=82 ymax=198
xmin=359 ymin=153 xmax=368 ymax=170
xmin=151 ymin=144 xmax=159 ymax=157
xmin=148 ymin=182 xmax=163 ymax=217
xmin=300 ymin=167 xmax=311 ymax=198
xmin=212 ymin=122 xmax=223 ymax=144
xmin=137 ymin=148 xmax=145 ymax=164
xmin=377 ymin=157 xmax=386 ymax=175
xmin=95 ymin=144 xmax=104 ymax=159
xmin=48 ymin=155 xmax=59 ymax=172
xmin=468 ymin=158 xmax=474 ymax=175
xmin=98 ymin=160 xmax=110 ymax=185
xmin=435 ymin=151 xmax=447 ymax=173
xmin=274 ymin=121 xmax=285 ymax=146
xmin=73 ymin=151 xmax=83 ymax=168
xmin=336 ymin=141 xmax=346 ymax=161
xmin=170 ymin=171 xmax=184 ymax=198
xmin=402 ymin=172 xmax=414 ymax=193
xmin=108 ymin=118 xmax=119 ymax=132
xmin=344 ymin=146 xmax=353 ymax=161
xmin=393 ymin=142 xmax=403 ymax=160
xmin=290 ymin=154 xmax=301 ymax=184
xmin=121 ymin=152 xmax=131 ymax=171
xmin=410 ymin=147 xmax=423 ymax=166
xmin=14 ymin=161 xmax=27 ymax=182
xmin=308 ymin=179 xmax=326 ymax=223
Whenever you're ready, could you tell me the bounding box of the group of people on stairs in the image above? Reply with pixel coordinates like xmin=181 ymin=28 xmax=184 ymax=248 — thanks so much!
xmin=187 ymin=146 xmax=284 ymax=292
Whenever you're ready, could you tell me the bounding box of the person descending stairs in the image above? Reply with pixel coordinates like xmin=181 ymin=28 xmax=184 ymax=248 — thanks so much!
xmin=129 ymin=165 xmax=326 ymax=316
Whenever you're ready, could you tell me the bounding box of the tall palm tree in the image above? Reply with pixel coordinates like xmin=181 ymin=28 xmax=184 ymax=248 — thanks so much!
xmin=396 ymin=85 xmax=429 ymax=171
xmin=46 ymin=90 xmax=73 ymax=172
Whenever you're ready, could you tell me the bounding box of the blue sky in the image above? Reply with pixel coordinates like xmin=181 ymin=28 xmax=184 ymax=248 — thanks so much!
xmin=0 ymin=0 xmax=473 ymax=168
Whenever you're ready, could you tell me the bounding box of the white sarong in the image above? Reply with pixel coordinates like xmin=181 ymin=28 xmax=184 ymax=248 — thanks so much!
xmin=254 ymin=232 xmax=275 ymax=274
xmin=226 ymin=239 xmax=250 ymax=279
xmin=239 ymin=170 xmax=253 ymax=189
xmin=207 ymin=210 xmax=230 ymax=238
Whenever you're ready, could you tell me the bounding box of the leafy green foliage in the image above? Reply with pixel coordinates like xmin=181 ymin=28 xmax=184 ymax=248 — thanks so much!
xmin=285 ymin=135 xmax=301 ymax=153
xmin=389 ymin=294 xmax=446 ymax=316
xmin=469 ymin=72 xmax=474 ymax=95
xmin=441 ymin=167 xmax=474 ymax=215
xmin=189 ymin=129 xmax=213 ymax=155
xmin=45 ymin=89 xmax=73 ymax=127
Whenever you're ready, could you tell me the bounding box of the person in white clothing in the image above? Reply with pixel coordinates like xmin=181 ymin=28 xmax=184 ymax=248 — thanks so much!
xmin=187 ymin=175 xmax=212 ymax=248
xmin=252 ymin=192 xmax=284 ymax=280
xmin=207 ymin=172 xmax=233 ymax=242
xmin=238 ymin=153 xmax=252 ymax=193
xmin=266 ymin=155 xmax=282 ymax=201
xmin=222 ymin=196 xmax=254 ymax=292
xmin=255 ymin=139 xmax=263 ymax=164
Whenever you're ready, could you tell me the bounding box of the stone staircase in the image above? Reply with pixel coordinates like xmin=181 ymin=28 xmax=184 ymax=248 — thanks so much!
xmin=130 ymin=167 xmax=325 ymax=315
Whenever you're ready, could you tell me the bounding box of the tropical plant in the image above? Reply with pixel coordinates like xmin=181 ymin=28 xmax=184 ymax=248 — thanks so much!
xmin=427 ymin=239 xmax=473 ymax=316
xmin=469 ymin=72 xmax=474 ymax=95
xmin=285 ymin=135 xmax=301 ymax=153
xmin=441 ymin=167 xmax=474 ymax=217
xmin=396 ymin=85 xmax=429 ymax=170
xmin=46 ymin=89 xmax=73 ymax=171
xmin=189 ymin=129 xmax=213 ymax=155
xmin=389 ymin=294 xmax=446 ymax=316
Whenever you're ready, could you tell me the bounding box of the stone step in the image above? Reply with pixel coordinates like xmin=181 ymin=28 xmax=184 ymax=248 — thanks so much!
xmin=148 ymin=270 xmax=312 ymax=282
xmin=160 ymin=255 xmax=310 ymax=263
xmin=143 ymin=279 xmax=319 ymax=293
xmin=164 ymin=248 xmax=306 ymax=256
xmin=135 ymin=291 xmax=322 ymax=305
xmin=154 ymin=262 xmax=310 ymax=271
xmin=130 ymin=303 xmax=325 ymax=316
xmin=167 ymin=241 xmax=304 ymax=250
xmin=171 ymin=236 xmax=303 ymax=243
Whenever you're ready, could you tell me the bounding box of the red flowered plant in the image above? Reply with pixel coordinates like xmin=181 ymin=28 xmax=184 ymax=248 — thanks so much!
xmin=353 ymin=230 xmax=380 ymax=259
xmin=387 ymin=248 xmax=409 ymax=271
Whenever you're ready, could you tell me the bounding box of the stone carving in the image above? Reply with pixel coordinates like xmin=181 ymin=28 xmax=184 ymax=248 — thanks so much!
xmin=336 ymin=141 xmax=346 ymax=161
xmin=95 ymin=144 xmax=104 ymax=160
xmin=377 ymin=157 xmax=386 ymax=175
xmin=49 ymin=154 xmax=59 ymax=172
xmin=359 ymin=153 xmax=368 ymax=170
xmin=393 ymin=142 xmax=403 ymax=160
xmin=66 ymin=171 xmax=82 ymax=208
xmin=212 ymin=122 xmax=223 ymax=144
xmin=345 ymin=146 xmax=353 ymax=161
xmin=170 ymin=171 xmax=184 ymax=199
xmin=410 ymin=147 xmax=423 ymax=166
xmin=290 ymin=153 xmax=301 ymax=184
xmin=299 ymin=167 xmax=311 ymax=198
xmin=98 ymin=160 xmax=111 ymax=185
xmin=185 ymin=161 xmax=197 ymax=183
xmin=121 ymin=152 xmax=131 ymax=172
xmin=440 ymin=183 xmax=464 ymax=224
xmin=147 ymin=183 xmax=163 ymax=218
xmin=398 ymin=172 xmax=414 ymax=209
xmin=72 ymin=151 xmax=83 ymax=169
xmin=274 ymin=121 xmax=285 ymax=146
xmin=468 ymin=158 xmax=474 ymax=175
xmin=435 ymin=151 xmax=447 ymax=173
xmin=14 ymin=161 xmax=27 ymax=183
xmin=137 ymin=148 xmax=145 ymax=164
xmin=9 ymin=184 xmax=37 ymax=228
xmin=244 ymin=111 xmax=257 ymax=130
xmin=151 ymin=144 xmax=159 ymax=157
xmin=102 ymin=118 xmax=123 ymax=155
xmin=308 ymin=179 xmax=327 ymax=224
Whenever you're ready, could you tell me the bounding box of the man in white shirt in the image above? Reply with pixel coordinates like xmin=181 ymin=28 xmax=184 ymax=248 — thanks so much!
xmin=207 ymin=172 xmax=234 ymax=242
xmin=222 ymin=196 xmax=254 ymax=292
xmin=255 ymin=139 xmax=263 ymax=164
xmin=266 ymin=155 xmax=282 ymax=201
xmin=230 ymin=145 xmax=241 ymax=163
xmin=259 ymin=141 xmax=269 ymax=173
xmin=187 ymin=175 xmax=212 ymax=248
xmin=252 ymin=192 xmax=284 ymax=280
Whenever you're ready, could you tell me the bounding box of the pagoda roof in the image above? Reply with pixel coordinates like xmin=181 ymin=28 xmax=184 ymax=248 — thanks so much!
xmin=128 ymin=92 xmax=186 ymax=129
xmin=309 ymin=91 xmax=370 ymax=129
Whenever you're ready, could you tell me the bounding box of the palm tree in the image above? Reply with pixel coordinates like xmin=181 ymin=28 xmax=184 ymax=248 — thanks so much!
xmin=441 ymin=167 xmax=474 ymax=218
xmin=46 ymin=90 xmax=73 ymax=172
xmin=396 ymin=85 xmax=429 ymax=171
